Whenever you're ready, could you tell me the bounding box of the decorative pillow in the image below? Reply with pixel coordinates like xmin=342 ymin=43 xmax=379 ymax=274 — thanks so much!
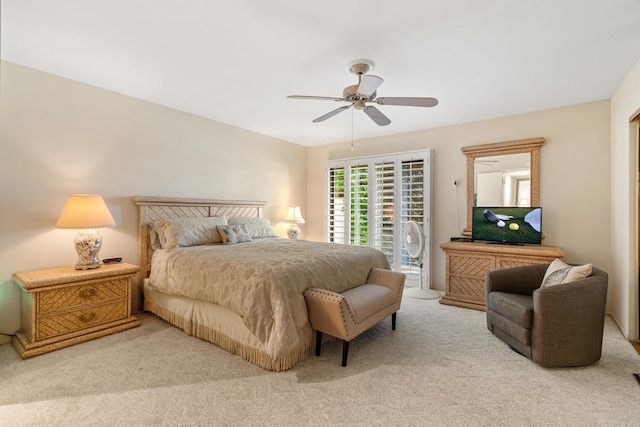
xmin=149 ymin=216 xmax=228 ymax=249
xmin=228 ymin=217 xmax=278 ymax=238
xmin=541 ymin=258 xmax=592 ymax=287
xmin=216 ymin=224 xmax=253 ymax=245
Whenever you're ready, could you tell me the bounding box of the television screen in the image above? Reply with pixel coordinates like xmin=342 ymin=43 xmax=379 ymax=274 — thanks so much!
xmin=471 ymin=206 xmax=542 ymax=245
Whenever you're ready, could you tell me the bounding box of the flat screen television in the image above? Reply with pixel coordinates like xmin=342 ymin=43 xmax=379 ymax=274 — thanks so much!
xmin=472 ymin=206 xmax=542 ymax=245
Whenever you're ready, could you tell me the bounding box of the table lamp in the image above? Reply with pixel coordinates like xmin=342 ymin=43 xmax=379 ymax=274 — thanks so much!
xmin=282 ymin=205 xmax=305 ymax=239
xmin=55 ymin=194 xmax=116 ymax=270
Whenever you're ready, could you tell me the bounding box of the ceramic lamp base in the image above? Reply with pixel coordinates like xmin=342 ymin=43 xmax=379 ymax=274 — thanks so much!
xmin=287 ymin=225 xmax=301 ymax=240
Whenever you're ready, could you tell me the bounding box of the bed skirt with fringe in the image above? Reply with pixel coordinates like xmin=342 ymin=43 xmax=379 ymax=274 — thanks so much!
xmin=142 ymin=280 xmax=315 ymax=371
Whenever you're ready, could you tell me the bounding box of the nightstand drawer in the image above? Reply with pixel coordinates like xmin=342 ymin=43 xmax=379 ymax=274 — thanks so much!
xmin=36 ymin=278 xmax=128 ymax=314
xmin=36 ymin=300 xmax=128 ymax=340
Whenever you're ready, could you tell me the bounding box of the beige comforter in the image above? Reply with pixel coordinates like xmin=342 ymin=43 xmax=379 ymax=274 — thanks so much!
xmin=148 ymin=238 xmax=390 ymax=359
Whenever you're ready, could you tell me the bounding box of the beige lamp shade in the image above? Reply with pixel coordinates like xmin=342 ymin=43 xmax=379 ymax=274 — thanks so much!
xmin=282 ymin=205 xmax=305 ymax=224
xmin=56 ymin=194 xmax=116 ymax=229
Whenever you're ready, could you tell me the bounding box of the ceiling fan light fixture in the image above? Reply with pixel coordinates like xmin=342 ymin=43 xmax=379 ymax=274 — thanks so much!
xmin=356 ymin=74 xmax=383 ymax=97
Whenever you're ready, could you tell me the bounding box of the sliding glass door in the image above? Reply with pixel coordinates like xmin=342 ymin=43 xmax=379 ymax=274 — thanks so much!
xmin=326 ymin=150 xmax=433 ymax=286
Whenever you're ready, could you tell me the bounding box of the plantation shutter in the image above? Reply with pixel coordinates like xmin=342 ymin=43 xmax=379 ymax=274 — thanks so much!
xmin=373 ymin=159 xmax=396 ymax=268
xmin=348 ymin=163 xmax=369 ymax=246
xmin=327 ymin=166 xmax=345 ymax=244
xmin=399 ymin=157 xmax=427 ymax=280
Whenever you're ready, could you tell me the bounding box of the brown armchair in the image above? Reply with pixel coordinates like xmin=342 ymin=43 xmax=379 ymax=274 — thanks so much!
xmin=485 ymin=263 xmax=608 ymax=368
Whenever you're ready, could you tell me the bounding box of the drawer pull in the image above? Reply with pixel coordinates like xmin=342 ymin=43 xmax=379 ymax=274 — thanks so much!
xmin=78 ymin=312 xmax=96 ymax=323
xmin=79 ymin=288 xmax=97 ymax=299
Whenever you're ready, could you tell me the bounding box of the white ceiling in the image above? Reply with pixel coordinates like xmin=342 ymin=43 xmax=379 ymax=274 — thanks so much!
xmin=2 ymin=1 xmax=640 ymax=146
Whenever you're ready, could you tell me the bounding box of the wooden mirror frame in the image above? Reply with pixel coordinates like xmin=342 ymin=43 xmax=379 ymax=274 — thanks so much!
xmin=461 ymin=137 xmax=545 ymax=236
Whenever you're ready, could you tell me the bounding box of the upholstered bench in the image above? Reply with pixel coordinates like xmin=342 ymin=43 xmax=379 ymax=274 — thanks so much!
xmin=303 ymin=268 xmax=405 ymax=366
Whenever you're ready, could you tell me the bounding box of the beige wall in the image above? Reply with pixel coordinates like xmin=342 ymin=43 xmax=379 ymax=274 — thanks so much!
xmin=307 ymin=101 xmax=612 ymax=302
xmin=611 ymin=58 xmax=640 ymax=340
xmin=3 ymin=57 xmax=634 ymax=345
xmin=0 ymin=61 xmax=307 ymax=338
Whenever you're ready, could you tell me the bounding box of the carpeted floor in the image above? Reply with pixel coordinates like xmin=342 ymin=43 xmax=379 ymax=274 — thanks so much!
xmin=1 ymin=296 xmax=639 ymax=426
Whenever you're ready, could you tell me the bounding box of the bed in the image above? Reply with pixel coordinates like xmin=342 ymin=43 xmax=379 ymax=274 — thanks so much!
xmin=134 ymin=196 xmax=390 ymax=371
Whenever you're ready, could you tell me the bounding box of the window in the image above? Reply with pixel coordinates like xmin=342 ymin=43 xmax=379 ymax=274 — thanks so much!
xmin=326 ymin=150 xmax=433 ymax=286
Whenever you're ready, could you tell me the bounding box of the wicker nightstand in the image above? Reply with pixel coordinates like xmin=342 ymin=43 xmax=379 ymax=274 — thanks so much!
xmin=11 ymin=262 xmax=141 ymax=359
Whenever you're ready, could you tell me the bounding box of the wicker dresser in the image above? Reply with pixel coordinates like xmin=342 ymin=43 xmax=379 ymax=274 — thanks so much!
xmin=439 ymin=242 xmax=564 ymax=311
xmin=11 ymin=262 xmax=140 ymax=359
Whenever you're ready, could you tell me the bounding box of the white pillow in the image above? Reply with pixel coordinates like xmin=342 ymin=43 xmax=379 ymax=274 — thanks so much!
xmin=150 ymin=216 xmax=228 ymax=249
xmin=228 ymin=217 xmax=278 ymax=238
xmin=541 ymin=258 xmax=592 ymax=287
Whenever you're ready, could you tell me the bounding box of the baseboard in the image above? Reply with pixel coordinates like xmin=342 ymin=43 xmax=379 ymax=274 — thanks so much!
xmin=608 ymin=313 xmax=627 ymax=338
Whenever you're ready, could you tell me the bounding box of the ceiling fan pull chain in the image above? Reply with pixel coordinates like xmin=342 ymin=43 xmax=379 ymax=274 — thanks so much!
xmin=351 ymin=108 xmax=354 ymax=151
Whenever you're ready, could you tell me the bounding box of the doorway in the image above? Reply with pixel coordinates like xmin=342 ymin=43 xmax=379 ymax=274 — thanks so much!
xmin=629 ymin=109 xmax=640 ymax=343
xmin=636 ymin=118 xmax=640 ymax=340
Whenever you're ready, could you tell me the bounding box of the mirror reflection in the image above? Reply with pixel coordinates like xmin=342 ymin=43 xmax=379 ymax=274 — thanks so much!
xmin=474 ymin=153 xmax=531 ymax=207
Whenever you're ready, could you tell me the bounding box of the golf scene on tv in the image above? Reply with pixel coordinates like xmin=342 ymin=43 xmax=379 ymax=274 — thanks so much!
xmin=472 ymin=207 xmax=542 ymax=245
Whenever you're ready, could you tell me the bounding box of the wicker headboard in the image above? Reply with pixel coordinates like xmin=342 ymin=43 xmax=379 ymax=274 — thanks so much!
xmin=133 ymin=196 xmax=267 ymax=281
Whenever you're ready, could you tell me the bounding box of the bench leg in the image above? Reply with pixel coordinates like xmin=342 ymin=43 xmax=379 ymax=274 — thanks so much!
xmin=392 ymin=312 xmax=397 ymax=330
xmin=342 ymin=341 xmax=349 ymax=367
xmin=315 ymin=331 xmax=322 ymax=356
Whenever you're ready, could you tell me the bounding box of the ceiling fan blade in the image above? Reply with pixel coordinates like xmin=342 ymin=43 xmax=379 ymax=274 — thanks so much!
xmin=376 ymin=97 xmax=439 ymax=107
xmin=357 ymin=75 xmax=384 ymax=97
xmin=288 ymin=95 xmax=345 ymax=102
xmin=363 ymin=106 xmax=391 ymax=126
xmin=312 ymin=105 xmax=351 ymax=123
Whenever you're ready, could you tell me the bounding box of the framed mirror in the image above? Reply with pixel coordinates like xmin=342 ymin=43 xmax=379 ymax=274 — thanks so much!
xmin=461 ymin=137 xmax=544 ymax=236
xmin=475 ymin=153 xmax=531 ymax=206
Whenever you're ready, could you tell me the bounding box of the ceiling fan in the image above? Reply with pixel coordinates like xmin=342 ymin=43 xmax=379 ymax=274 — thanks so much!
xmin=287 ymin=59 xmax=438 ymax=126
